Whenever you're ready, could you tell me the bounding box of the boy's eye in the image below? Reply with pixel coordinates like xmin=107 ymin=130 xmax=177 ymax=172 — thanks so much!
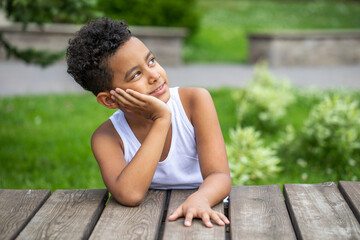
xmin=131 ymin=71 xmax=141 ymax=80
xmin=149 ymin=57 xmax=156 ymax=66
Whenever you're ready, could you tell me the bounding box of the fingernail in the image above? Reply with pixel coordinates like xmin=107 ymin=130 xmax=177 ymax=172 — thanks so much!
xmin=184 ymin=221 xmax=191 ymax=226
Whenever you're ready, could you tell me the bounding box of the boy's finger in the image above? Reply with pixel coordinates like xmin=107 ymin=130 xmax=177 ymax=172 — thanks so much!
xmin=209 ymin=212 xmax=225 ymax=226
xmin=126 ymin=89 xmax=160 ymax=104
xmin=201 ymin=213 xmax=213 ymax=228
xmin=219 ymin=213 xmax=230 ymax=225
xmin=184 ymin=211 xmax=194 ymax=227
xmin=125 ymin=88 xmax=147 ymax=100
xmin=113 ymin=88 xmax=144 ymax=107
xmin=168 ymin=210 xmax=180 ymax=221
xmin=168 ymin=213 xmax=178 ymax=221
xmin=168 ymin=207 xmax=183 ymax=221
xmin=111 ymin=91 xmax=127 ymax=105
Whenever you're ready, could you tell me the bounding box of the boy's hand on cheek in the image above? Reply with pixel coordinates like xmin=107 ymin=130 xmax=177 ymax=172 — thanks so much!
xmin=168 ymin=192 xmax=229 ymax=228
xmin=110 ymin=88 xmax=170 ymax=121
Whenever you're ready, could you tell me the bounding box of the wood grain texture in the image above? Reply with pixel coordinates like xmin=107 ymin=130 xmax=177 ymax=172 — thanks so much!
xmin=339 ymin=181 xmax=360 ymax=223
xmin=284 ymin=182 xmax=360 ymax=240
xmin=229 ymin=185 xmax=296 ymax=240
xmin=89 ymin=190 xmax=167 ymax=240
xmin=0 ymin=189 xmax=50 ymax=240
xmin=162 ymin=189 xmax=225 ymax=240
xmin=16 ymin=189 xmax=108 ymax=240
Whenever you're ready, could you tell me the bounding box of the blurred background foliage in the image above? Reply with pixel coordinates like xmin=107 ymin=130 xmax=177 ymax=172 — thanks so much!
xmin=232 ymin=64 xmax=295 ymax=132
xmin=0 ymin=0 xmax=102 ymax=66
xmin=0 ymin=0 xmax=199 ymax=65
xmin=227 ymin=66 xmax=360 ymax=185
xmin=1 ymin=0 xmax=101 ymax=25
xmin=0 ymin=0 xmax=199 ymax=31
xmin=185 ymin=0 xmax=360 ymax=63
xmin=97 ymin=0 xmax=200 ymax=34
xmin=1 ymin=0 xmax=359 ymax=64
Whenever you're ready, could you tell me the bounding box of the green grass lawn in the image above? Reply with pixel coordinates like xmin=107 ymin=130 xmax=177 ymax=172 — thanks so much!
xmin=0 ymin=94 xmax=116 ymax=190
xmin=184 ymin=0 xmax=360 ymax=63
xmin=1 ymin=87 xmax=358 ymax=190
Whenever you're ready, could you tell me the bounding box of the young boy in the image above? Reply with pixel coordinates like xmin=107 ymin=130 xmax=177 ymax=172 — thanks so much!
xmin=66 ymin=17 xmax=231 ymax=228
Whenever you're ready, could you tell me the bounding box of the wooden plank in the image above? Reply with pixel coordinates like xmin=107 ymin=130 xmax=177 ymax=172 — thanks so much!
xmin=89 ymin=190 xmax=167 ymax=240
xmin=339 ymin=181 xmax=360 ymax=223
xmin=16 ymin=189 xmax=108 ymax=240
xmin=284 ymin=182 xmax=360 ymax=240
xmin=162 ymin=189 xmax=225 ymax=240
xmin=0 ymin=189 xmax=50 ymax=240
xmin=229 ymin=185 xmax=296 ymax=240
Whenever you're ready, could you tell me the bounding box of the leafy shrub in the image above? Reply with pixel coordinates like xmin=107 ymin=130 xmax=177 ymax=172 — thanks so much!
xmin=232 ymin=64 xmax=295 ymax=132
xmin=0 ymin=0 xmax=101 ymax=66
xmin=97 ymin=0 xmax=200 ymax=34
xmin=302 ymin=95 xmax=360 ymax=173
xmin=278 ymin=94 xmax=360 ymax=180
xmin=226 ymin=126 xmax=281 ymax=185
xmin=1 ymin=0 xmax=101 ymax=25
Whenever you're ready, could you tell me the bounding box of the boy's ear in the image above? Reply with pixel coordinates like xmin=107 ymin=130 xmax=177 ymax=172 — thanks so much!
xmin=96 ymin=92 xmax=119 ymax=109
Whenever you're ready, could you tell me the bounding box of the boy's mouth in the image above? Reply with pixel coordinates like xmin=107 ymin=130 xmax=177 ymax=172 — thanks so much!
xmin=150 ymin=83 xmax=166 ymax=96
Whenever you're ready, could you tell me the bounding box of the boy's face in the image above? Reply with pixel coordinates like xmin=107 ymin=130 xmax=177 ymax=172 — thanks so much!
xmin=108 ymin=37 xmax=170 ymax=103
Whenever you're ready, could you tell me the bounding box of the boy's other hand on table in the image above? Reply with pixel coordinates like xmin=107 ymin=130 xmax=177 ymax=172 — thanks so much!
xmin=168 ymin=192 xmax=230 ymax=228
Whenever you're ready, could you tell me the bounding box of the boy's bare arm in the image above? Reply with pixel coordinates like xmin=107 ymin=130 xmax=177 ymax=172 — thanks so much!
xmin=168 ymin=88 xmax=232 ymax=227
xmin=92 ymin=89 xmax=171 ymax=206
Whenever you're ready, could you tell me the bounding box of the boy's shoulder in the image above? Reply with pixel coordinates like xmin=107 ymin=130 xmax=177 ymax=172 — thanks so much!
xmin=91 ymin=119 xmax=121 ymax=148
xmin=178 ymin=87 xmax=211 ymax=103
xmin=177 ymin=87 xmax=213 ymax=120
xmin=178 ymin=87 xmax=213 ymax=107
xmin=93 ymin=119 xmax=115 ymax=135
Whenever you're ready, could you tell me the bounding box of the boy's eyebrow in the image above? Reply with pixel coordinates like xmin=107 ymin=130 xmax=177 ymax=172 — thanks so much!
xmin=145 ymin=51 xmax=153 ymax=60
xmin=124 ymin=51 xmax=153 ymax=80
xmin=124 ymin=66 xmax=138 ymax=81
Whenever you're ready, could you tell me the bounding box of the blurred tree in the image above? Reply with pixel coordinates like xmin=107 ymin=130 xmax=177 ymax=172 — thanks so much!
xmin=0 ymin=0 xmax=101 ymax=67
xmin=2 ymin=0 xmax=100 ymax=26
xmin=0 ymin=0 xmax=198 ymax=66
xmin=98 ymin=0 xmax=200 ymax=34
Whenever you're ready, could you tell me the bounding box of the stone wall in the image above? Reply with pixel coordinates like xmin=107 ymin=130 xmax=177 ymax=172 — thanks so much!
xmin=0 ymin=23 xmax=187 ymax=65
xmin=249 ymin=31 xmax=360 ymax=66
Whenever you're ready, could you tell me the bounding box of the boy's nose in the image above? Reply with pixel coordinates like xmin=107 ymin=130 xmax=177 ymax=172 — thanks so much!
xmin=148 ymin=70 xmax=160 ymax=83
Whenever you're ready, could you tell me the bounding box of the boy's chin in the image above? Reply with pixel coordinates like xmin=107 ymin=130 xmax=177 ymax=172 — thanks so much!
xmin=158 ymin=92 xmax=171 ymax=103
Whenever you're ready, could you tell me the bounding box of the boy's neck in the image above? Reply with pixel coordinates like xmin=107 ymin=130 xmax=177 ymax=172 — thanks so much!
xmin=124 ymin=112 xmax=153 ymax=129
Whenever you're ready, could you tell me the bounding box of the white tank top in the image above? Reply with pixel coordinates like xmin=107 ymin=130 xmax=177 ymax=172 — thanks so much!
xmin=109 ymin=87 xmax=203 ymax=189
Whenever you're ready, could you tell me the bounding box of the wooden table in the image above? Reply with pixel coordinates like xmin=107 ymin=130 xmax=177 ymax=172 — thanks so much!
xmin=1 ymin=181 xmax=359 ymax=240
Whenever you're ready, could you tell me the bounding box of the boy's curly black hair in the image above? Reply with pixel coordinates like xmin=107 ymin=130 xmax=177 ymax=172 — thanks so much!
xmin=66 ymin=17 xmax=132 ymax=96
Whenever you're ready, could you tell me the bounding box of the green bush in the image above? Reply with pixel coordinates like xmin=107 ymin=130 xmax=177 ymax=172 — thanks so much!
xmin=278 ymin=94 xmax=360 ymax=180
xmin=226 ymin=126 xmax=281 ymax=185
xmin=0 ymin=0 xmax=101 ymax=66
xmin=302 ymin=95 xmax=360 ymax=174
xmin=232 ymin=64 xmax=295 ymax=132
xmin=97 ymin=0 xmax=200 ymax=34
xmin=1 ymin=0 xmax=101 ymax=25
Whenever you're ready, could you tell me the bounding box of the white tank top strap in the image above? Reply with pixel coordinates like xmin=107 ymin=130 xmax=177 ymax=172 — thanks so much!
xmin=109 ymin=110 xmax=140 ymax=162
xmin=169 ymin=87 xmax=194 ymax=134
